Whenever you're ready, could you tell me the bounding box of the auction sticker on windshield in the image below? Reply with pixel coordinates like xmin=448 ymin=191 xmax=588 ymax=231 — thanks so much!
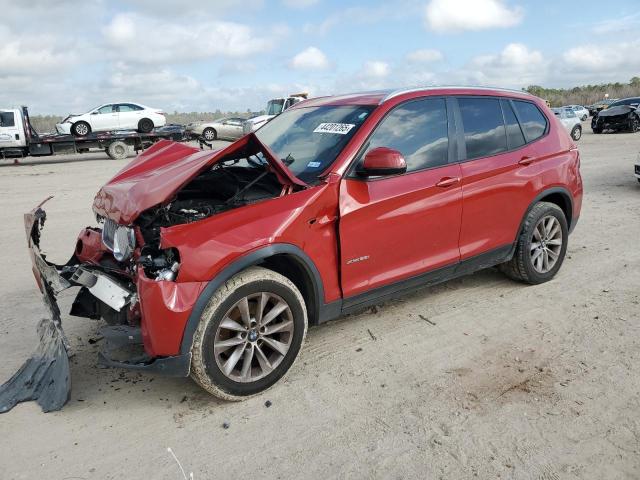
xmin=313 ymin=123 xmax=355 ymax=135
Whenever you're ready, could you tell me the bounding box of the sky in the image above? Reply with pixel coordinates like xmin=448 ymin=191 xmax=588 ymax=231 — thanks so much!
xmin=1 ymin=0 xmax=639 ymax=115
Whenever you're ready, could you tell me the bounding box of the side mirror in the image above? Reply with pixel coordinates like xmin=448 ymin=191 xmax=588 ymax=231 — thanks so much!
xmin=358 ymin=147 xmax=407 ymax=177
xmin=91 ymin=111 xmax=99 ymax=115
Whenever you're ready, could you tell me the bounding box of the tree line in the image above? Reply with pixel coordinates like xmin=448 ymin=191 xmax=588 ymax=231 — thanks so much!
xmin=525 ymin=77 xmax=640 ymax=107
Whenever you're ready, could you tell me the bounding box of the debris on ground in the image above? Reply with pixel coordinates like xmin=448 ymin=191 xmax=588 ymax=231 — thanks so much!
xmin=223 ymin=421 xmax=230 ymax=429
xmin=419 ymin=314 xmax=436 ymax=326
xmin=367 ymin=329 xmax=377 ymax=341
xmin=265 ymin=400 xmax=272 ymax=408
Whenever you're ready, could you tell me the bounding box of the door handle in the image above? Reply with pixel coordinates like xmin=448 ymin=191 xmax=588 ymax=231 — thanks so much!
xmin=435 ymin=176 xmax=460 ymax=188
xmin=519 ymin=156 xmax=536 ymax=165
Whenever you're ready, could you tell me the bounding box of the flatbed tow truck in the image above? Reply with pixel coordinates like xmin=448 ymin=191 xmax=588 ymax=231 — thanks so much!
xmin=0 ymin=106 xmax=187 ymax=164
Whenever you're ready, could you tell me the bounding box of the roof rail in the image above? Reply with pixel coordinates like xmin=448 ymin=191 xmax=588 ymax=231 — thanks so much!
xmin=380 ymin=85 xmax=533 ymax=104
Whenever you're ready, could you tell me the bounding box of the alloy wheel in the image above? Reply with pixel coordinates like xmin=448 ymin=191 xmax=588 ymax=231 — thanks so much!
xmin=214 ymin=292 xmax=294 ymax=383
xmin=76 ymin=124 xmax=88 ymax=135
xmin=530 ymin=215 xmax=563 ymax=274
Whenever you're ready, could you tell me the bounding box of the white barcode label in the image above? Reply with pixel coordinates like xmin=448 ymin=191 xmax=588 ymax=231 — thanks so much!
xmin=313 ymin=123 xmax=355 ymax=135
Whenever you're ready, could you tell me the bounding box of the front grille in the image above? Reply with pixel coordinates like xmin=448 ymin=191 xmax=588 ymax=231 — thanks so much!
xmin=101 ymin=218 xmax=117 ymax=251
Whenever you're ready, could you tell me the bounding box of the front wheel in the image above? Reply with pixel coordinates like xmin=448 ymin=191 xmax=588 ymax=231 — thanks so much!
xmin=629 ymin=116 xmax=640 ymax=133
xmin=500 ymin=202 xmax=568 ymax=284
xmin=202 ymin=127 xmax=216 ymax=141
xmin=72 ymin=121 xmax=91 ymax=136
xmin=571 ymin=125 xmax=582 ymax=141
xmin=190 ymin=267 xmax=307 ymax=400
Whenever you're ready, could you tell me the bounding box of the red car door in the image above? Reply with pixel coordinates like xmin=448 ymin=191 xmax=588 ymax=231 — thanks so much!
xmin=338 ymin=97 xmax=463 ymax=298
xmin=456 ymin=97 xmax=547 ymax=260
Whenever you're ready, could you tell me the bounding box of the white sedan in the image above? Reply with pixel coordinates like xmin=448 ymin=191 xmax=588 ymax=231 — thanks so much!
xmin=552 ymin=108 xmax=582 ymax=141
xmin=56 ymin=102 xmax=166 ymax=136
xmin=567 ymin=105 xmax=589 ymax=121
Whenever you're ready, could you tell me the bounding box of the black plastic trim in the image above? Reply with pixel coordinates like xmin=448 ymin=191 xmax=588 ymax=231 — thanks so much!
xmin=179 ymin=244 xmax=331 ymax=354
xmin=341 ymin=245 xmax=513 ymax=314
xmin=517 ymin=186 xmax=575 ymax=238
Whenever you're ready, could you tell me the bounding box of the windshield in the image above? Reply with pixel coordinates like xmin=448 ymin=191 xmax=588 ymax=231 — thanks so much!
xmin=255 ymin=105 xmax=374 ymax=183
xmin=266 ymin=100 xmax=285 ymax=116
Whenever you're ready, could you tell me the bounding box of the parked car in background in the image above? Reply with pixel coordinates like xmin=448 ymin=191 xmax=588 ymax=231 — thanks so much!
xmin=56 ymin=103 xmax=166 ymax=136
xmin=592 ymin=104 xmax=640 ymax=133
xmin=567 ymin=105 xmax=589 ymax=121
xmin=242 ymin=93 xmax=308 ymax=134
xmin=587 ymin=99 xmax=616 ymax=116
xmin=553 ymin=107 xmax=582 ymax=140
xmin=634 ymin=153 xmax=640 ymax=183
xmin=186 ymin=117 xmax=246 ymax=141
xmin=607 ymin=97 xmax=640 ymax=108
xmin=3 ymin=86 xmax=583 ymax=412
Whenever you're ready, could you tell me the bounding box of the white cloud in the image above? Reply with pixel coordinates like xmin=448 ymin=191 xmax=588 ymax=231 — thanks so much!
xmin=289 ymin=47 xmax=329 ymax=70
xmin=425 ymin=0 xmax=523 ymax=33
xmin=103 ymin=13 xmax=279 ymax=64
xmin=406 ymin=49 xmax=443 ymax=63
xmin=363 ymin=61 xmax=390 ymax=78
xmin=282 ymin=0 xmax=319 ymax=8
xmin=0 ymin=41 xmax=75 ymax=76
xmin=466 ymin=43 xmax=547 ymax=86
xmin=563 ymin=41 xmax=640 ymax=73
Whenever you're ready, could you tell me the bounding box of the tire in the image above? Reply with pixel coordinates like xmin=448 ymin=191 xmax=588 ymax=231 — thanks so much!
xmin=499 ymin=202 xmax=568 ymax=285
xmin=190 ymin=266 xmax=307 ymax=401
xmin=629 ymin=116 xmax=640 ymax=133
xmin=202 ymin=127 xmax=217 ymax=141
xmin=592 ymin=127 xmax=602 ymax=134
xmin=106 ymin=140 xmax=128 ymax=160
xmin=137 ymin=118 xmax=154 ymax=133
xmin=72 ymin=121 xmax=91 ymax=137
xmin=581 ymin=114 xmax=588 ymax=121
xmin=570 ymin=125 xmax=582 ymax=141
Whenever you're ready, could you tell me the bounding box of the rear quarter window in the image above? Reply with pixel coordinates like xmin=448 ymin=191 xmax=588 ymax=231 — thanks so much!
xmin=512 ymin=100 xmax=548 ymax=142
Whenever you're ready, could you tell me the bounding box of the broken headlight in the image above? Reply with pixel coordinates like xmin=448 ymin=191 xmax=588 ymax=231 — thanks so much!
xmin=112 ymin=226 xmax=136 ymax=262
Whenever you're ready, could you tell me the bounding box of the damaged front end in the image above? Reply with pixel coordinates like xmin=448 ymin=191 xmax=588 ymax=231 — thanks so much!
xmin=0 ymin=199 xmax=72 ymax=413
xmin=1 ymin=136 xmax=305 ymax=413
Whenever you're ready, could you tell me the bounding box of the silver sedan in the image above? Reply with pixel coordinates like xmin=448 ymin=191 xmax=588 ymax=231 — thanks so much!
xmin=186 ymin=117 xmax=246 ymax=141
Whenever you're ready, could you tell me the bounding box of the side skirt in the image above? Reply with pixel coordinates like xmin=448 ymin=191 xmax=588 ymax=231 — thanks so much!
xmin=327 ymin=244 xmax=514 ymax=319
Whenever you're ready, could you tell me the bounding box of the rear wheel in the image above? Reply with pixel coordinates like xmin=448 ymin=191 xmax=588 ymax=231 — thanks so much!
xmin=500 ymin=202 xmax=568 ymax=284
xmin=190 ymin=267 xmax=307 ymax=400
xmin=137 ymin=118 xmax=154 ymax=133
xmin=72 ymin=121 xmax=91 ymax=137
xmin=106 ymin=140 xmax=128 ymax=160
xmin=202 ymin=127 xmax=217 ymax=141
xmin=570 ymin=125 xmax=582 ymax=140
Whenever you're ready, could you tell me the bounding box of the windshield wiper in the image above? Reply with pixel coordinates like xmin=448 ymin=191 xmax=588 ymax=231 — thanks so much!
xmin=282 ymin=153 xmax=295 ymax=166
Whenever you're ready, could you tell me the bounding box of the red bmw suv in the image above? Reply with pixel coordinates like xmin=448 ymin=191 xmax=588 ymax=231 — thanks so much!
xmin=1 ymin=87 xmax=582 ymax=412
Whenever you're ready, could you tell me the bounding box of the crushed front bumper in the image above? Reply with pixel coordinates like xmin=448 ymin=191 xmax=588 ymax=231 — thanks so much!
xmin=0 ymin=198 xmax=72 ymax=413
xmin=0 ymin=199 xmax=193 ymax=413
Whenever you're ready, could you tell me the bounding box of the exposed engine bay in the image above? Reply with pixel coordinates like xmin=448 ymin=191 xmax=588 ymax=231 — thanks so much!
xmin=135 ymin=154 xmax=285 ymax=245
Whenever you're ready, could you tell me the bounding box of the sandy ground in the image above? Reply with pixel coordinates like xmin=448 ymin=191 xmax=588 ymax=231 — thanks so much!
xmin=1 ymin=127 xmax=639 ymax=479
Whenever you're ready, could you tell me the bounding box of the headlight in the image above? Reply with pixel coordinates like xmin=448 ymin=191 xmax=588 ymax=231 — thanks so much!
xmin=113 ymin=226 xmax=136 ymax=262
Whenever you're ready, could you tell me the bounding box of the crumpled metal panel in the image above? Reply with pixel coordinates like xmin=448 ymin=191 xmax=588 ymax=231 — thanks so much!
xmin=0 ymin=199 xmax=72 ymax=413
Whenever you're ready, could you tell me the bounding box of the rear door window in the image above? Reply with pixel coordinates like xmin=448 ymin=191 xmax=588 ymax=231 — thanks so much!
xmin=458 ymin=97 xmax=507 ymax=160
xmin=500 ymin=100 xmax=525 ymax=150
xmin=512 ymin=100 xmax=547 ymax=142
xmin=362 ymin=97 xmax=449 ymax=172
